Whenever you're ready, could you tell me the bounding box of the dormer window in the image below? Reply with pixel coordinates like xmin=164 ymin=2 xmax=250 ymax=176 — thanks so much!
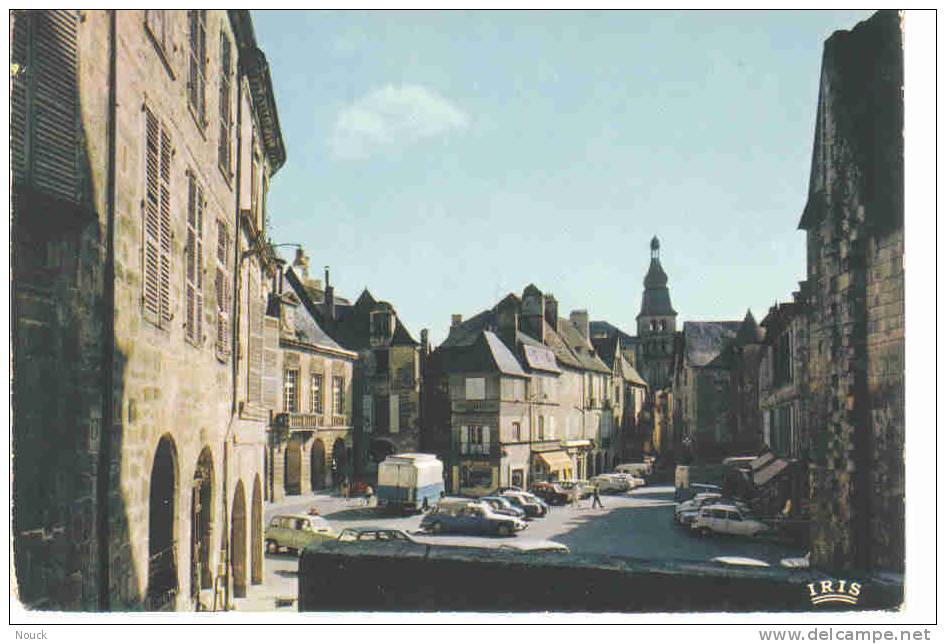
xmin=370 ymin=311 xmax=392 ymax=338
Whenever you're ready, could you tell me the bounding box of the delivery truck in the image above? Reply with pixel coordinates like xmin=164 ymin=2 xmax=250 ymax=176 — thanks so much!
xmin=376 ymin=453 xmax=445 ymax=513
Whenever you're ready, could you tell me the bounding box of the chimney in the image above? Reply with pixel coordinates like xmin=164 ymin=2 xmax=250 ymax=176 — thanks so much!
xmin=451 ymin=314 xmax=463 ymax=328
xmin=544 ymin=294 xmax=559 ymax=331
xmin=570 ymin=309 xmax=590 ymax=343
xmin=324 ymin=266 xmax=335 ymax=321
xmin=275 ymin=257 xmax=287 ymax=295
xmin=293 ymin=247 xmax=310 ymax=280
xmin=421 ymin=328 xmax=429 ymax=348
xmin=520 ymin=284 xmax=545 ymax=343
xmin=497 ymin=295 xmax=519 ymax=350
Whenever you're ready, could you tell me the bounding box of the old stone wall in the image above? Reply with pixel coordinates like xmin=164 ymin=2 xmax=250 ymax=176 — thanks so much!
xmin=803 ymin=10 xmax=903 ymax=573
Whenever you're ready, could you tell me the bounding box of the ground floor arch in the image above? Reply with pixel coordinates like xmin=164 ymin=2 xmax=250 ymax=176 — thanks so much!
xmin=332 ymin=438 xmax=348 ymax=486
xmin=285 ymin=440 xmax=302 ymax=495
xmin=148 ymin=434 xmax=179 ymax=610
xmin=231 ymin=480 xmax=247 ymax=599
xmin=190 ymin=446 xmax=215 ymax=604
xmin=310 ymin=439 xmax=326 ymax=490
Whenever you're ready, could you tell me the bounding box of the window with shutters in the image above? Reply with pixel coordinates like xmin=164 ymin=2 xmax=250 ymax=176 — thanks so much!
xmin=218 ymin=31 xmax=233 ymax=179
xmin=144 ymin=10 xmax=174 ymax=76
xmin=214 ymin=220 xmax=230 ymax=358
xmin=143 ymin=107 xmax=173 ymax=327
xmin=10 ymin=10 xmax=80 ymax=204
xmin=310 ymin=373 xmax=324 ymax=414
xmin=184 ymin=173 xmax=205 ymax=345
xmin=332 ymin=376 xmax=345 ymax=416
xmin=283 ymin=369 xmax=299 ymax=413
xmin=188 ymin=10 xmax=207 ymax=127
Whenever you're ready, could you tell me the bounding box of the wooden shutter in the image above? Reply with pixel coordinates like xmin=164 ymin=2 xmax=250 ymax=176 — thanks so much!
xmin=246 ymin=278 xmax=263 ymax=404
xmin=13 ymin=10 xmax=79 ymax=201
xmin=214 ymin=222 xmax=231 ymax=357
xmin=262 ymin=317 xmax=280 ymax=409
xmin=10 ymin=11 xmax=30 ymax=185
xmin=143 ymin=109 xmax=162 ymax=322
xmin=184 ymin=175 xmax=204 ymax=343
xmin=158 ymin=124 xmax=172 ymax=324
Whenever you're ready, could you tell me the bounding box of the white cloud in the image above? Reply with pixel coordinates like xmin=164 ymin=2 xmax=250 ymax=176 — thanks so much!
xmin=329 ymin=85 xmax=470 ymax=159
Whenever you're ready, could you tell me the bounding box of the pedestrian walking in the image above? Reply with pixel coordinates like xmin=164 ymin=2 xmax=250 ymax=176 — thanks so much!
xmin=572 ymin=487 xmax=581 ymax=509
xmin=591 ymin=483 xmax=604 ymax=509
xmin=364 ymin=484 xmax=374 ymax=507
xmin=341 ymin=477 xmax=350 ymax=500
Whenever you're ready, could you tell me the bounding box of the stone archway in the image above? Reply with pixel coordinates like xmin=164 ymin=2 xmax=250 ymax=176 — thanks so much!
xmin=310 ymin=439 xmax=326 ymax=490
xmin=147 ymin=434 xmax=179 ymax=610
xmin=331 ymin=438 xmax=348 ymax=486
xmin=284 ymin=439 xmax=302 ymax=495
xmin=231 ymin=481 xmax=247 ymax=599
xmin=369 ymin=438 xmax=397 ymax=464
xmin=251 ymin=476 xmax=262 ymax=585
xmin=190 ymin=447 xmax=214 ymax=603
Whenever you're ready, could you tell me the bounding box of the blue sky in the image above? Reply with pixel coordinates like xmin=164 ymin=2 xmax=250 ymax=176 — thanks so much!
xmin=253 ymin=9 xmax=874 ymax=345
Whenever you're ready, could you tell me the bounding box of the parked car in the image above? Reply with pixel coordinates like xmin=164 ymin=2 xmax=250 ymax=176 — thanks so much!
xmin=530 ymin=481 xmax=569 ymax=506
xmin=780 ymin=553 xmax=811 ymax=569
xmin=421 ymin=500 xmax=526 ymax=536
xmin=265 ymin=514 xmax=338 ymax=554
xmin=614 ymin=462 xmax=652 ymax=478
xmin=480 ymin=495 xmax=527 ymax=518
xmin=557 ymin=480 xmax=594 ymax=499
xmin=712 ymin=556 xmax=771 ymax=568
xmin=690 ymin=504 xmax=769 ymax=537
xmin=336 ymin=527 xmax=420 ymax=543
xmin=501 ymin=490 xmax=548 ymax=517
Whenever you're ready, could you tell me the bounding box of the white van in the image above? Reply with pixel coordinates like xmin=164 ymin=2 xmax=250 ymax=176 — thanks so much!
xmin=377 ymin=453 xmax=445 ymax=513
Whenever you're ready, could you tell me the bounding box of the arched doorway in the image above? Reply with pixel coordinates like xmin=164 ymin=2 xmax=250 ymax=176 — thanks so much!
xmin=148 ymin=435 xmax=179 ymax=610
xmin=284 ymin=440 xmax=302 ymax=495
xmin=251 ymin=476 xmax=262 ymax=585
xmin=310 ymin=439 xmax=326 ymax=490
xmin=190 ymin=447 xmax=214 ymax=604
xmin=231 ymin=480 xmax=247 ymax=598
xmin=369 ymin=438 xmax=396 ymax=464
xmin=331 ymin=438 xmax=347 ymax=486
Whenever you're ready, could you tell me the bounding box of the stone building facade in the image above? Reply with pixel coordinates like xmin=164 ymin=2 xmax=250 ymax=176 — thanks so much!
xmin=12 ymin=9 xmax=284 ymax=610
xmin=265 ymin=266 xmax=357 ymax=501
xmin=799 ymin=10 xmax=904 ymax=572
xmin=426 ymin=285 xmax=617 ymax=495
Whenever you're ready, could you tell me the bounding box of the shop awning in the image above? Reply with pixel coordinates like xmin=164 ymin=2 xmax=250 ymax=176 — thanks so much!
xmin=536 ymin=451 xmax=573 ymax=472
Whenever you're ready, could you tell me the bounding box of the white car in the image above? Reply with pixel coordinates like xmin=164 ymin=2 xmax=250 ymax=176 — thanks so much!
xmin=690 ymin=504 xmax=769 ymax=537
xmin=589 ymin=474 xmax=630 ymax=493
xmin=780 ymin=552 xmax=811 ymax=569
xmin=606 ymin=472 xmax=645 ymax=489
xmin=676 ymin=492 xmax=722 ymax=516
xmin=712 ymin=556 xmax=771 ymax=568
xmin=498 ymin=540 xmax=570 ymax=554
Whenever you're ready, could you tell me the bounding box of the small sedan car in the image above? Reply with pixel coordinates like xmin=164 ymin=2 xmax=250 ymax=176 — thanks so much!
xmin=530 ymin=481 xmax=569 ymax=506
xmin=480 ymin=496 xmax=527 ymax=518
xmin=336 ymin=527 xmax=419 ymax=543
xmin=421 ymin=501 xmax=526 ymax=536
xmin=501 ymin=491 xmax=548 ymax=517
xmin=690 ymin=504 xmax=769 ymax=537
xmin=265 ymin=514 xmax=338 ymax=554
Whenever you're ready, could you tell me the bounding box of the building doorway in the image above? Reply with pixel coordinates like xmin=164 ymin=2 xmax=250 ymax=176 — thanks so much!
xmin=251 ymin=476 xmax=262 ymax=585
xmin=332 ymin=438 xmax=348 ymax=486
xmin=284 ymin=439 xmax=302 ymax=495
xmin=190 ymin=447 xmax=214 ymax=604
xmin=231 ymin=480 xmax=247 ymax=598
xmin=147 ymin=435 xmax=179 ymax=610
xmin=310 ymin=439 xmax=326 ymax=490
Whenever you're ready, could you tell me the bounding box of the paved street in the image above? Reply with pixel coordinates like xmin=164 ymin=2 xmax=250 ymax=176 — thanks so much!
xmin=237 ymin=485 xmax=805 ymax=611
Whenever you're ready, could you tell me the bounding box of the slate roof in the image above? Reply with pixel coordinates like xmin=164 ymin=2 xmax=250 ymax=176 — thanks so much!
xmin=483 ymin=332 xmax=528 ymax=377
xmin=590 ymin=320 xmax=638 ymax=348
xmin=440 ymin=309 xmax=495 ymax=349
xmin=282 ymin=268 xmax=353 ymax=355
xmin=619 ymin=356 xmax=648 ymax=387
xmin=558 ymin=318 xmax=611 ymax=374
xmin=682 ymin=321 xmax=742 ymax=368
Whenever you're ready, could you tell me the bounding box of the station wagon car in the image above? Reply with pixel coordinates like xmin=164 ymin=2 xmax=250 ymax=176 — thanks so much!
xmin=690 ymin=504 xmax=769 ymax=537
xmin=265 ymin=514 xmax=338 ymax=554
xmin=421 ymin=501 xmax=526 ymax=536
